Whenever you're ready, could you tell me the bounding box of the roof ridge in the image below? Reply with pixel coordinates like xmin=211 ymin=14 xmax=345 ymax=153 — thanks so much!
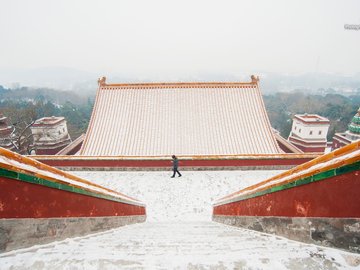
xmin=100 ymin=82 xmax=258 ymax=88
xmin=97 ymin=75 xmax=260 ymax=88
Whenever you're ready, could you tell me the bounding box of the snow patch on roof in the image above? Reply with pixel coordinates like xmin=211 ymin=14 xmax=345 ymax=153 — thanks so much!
xmin=81 ymin=79 xmax=280 ymax=156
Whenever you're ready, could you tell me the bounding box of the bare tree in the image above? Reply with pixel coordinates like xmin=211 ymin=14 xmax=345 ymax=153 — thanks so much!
xmin=9 ymin=119 xmax=36 ymax=154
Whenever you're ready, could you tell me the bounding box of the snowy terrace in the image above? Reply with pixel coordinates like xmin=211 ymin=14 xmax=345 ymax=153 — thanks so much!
xmin=1 ymin=170 xmax=360 ymax=269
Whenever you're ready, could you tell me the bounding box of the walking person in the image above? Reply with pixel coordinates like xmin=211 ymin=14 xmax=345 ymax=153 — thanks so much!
xmin=171 ymin=155 xmax=182 ymax=178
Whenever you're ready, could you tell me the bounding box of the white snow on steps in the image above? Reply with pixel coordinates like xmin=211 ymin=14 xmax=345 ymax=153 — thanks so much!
xmin=1 ymin=170 xmax=359 ymax=269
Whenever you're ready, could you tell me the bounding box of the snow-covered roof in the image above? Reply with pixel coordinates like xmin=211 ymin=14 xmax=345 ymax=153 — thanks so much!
xmin=56 ymin=134 xmax=85 ymax=155
xmin=81 ymin=76 xmax=281 ymax=156
xmin=33 ymin=116 xmax=65 ymax=127
xmin=294 ymin=114 xmax=330 ymax=124
xmin=273 ymin=132 xmax=303 ymax=153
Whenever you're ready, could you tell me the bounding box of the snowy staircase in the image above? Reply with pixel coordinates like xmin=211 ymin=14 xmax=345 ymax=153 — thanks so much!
xmin=1 ymin=221 xmax=356 ymax=269
xmin=1 ymin=171 xmax=359 ymax=269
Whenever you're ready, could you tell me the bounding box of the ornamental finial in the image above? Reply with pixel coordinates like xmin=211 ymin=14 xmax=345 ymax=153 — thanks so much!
xmin=251 ymin=75 xmax=259 ymax=83
xmin=98 ymin=76 xmax=107 ymax=86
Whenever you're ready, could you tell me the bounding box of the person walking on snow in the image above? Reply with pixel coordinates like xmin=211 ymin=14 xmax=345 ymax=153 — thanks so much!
xmin=171 ymin=155 xmax=182 ymax=178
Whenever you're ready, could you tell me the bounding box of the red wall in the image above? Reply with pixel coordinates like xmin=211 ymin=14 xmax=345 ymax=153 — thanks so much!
xmin=288 ymin=137 xmax=326 ymax=153
xmin=277 ymin=142 xmax=294 ymax=153
xmin=36 ymin=146 xmax=67 ymax=155
xmin=65 ymin=143 xmax=83 ymax=155
xmin=34 ymin=157 xmax=314 ymax=168
xmin=0 ymin=177 xmax=145 ymax=218
xmin=213 ymin=170 xmax=360 ymax=218
xmin=292 ymin=144 xmax=325 ymax=153
xmin=332 ymin=138 xmax=348 ymax=151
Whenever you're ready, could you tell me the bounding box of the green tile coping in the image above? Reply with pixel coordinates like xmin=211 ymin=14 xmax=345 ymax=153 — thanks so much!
xmin=0 ymin=167 xmax=145 ymax=207
xmin=348 ymin=124 xmax=360 ymax=134
xmin=352 ymin=115 xmax=360 ymax=124
xmin=215 ymin=160 xmax=360 ymax=206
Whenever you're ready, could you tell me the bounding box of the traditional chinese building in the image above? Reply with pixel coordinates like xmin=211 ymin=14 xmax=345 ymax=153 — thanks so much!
xmin=0 ymin=114 xmax=16 ymax=151
xmin=31 ymin=116 xmax=72 ymax=155
xmin=288 ymin=114 xmax=330 ymax=153
xmin=2 ymin=76 xmax=358 ymax=258
xmin=272 ymin=129 xmax=303 ymax=153
xmin=80 ymin=76 xmax=281 ymax=156
xmin=332 ymin=107 xmax=360 ymax=150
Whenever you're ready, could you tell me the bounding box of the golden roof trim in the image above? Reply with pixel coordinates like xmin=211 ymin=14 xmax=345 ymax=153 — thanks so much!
xmin=97 ymin=75 xmax=260 ymax=88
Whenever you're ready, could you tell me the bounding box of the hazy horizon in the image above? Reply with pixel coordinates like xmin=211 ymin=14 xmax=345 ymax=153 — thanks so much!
xmin=1 ymin=0 xmax=360 ymax=81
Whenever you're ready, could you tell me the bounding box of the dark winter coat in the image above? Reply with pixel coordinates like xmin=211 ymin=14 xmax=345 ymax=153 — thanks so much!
xmin=172 ymin=158 xmax=179 ymax=169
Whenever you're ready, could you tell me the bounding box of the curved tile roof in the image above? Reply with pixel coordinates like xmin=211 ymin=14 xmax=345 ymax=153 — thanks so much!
xmin=80 ymin=76 xmax=280 ymax=156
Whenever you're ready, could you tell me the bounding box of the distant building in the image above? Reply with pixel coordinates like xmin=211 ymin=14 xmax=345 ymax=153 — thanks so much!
xmin=31 ymin=116 xmax=71 ymax=155
xmin=0 ymin=114 xmax=16 ymax=151
xmin=288 ymin=114 xmax=330 ymax=153
xmin=332 ymin=107 xmax=360 ymax=150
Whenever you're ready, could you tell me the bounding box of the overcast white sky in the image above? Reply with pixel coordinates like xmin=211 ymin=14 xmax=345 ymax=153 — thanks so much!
xmin=0 ymin=0 xmax=359 ymax=77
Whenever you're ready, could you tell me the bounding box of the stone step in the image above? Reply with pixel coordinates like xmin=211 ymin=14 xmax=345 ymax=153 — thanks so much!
xmin=1 ymin=221 xmax=358 ymax=269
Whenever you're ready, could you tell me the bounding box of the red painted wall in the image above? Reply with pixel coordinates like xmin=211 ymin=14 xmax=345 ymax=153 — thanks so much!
xmin=36 ymin=146 xmax=66 ymax=155
xmin=0 ymin=177 xmax=145 ymax=218
xmin=65 ymin=143 xmax=83 ymax=155
xmin=277 ymin=142 xmax=294 ymax=153
xmin=288 ymin=137 xmax=326 ymax=153
xmin=292 ymin=144 xmax=325 ymax=153
xmin=213 ymin=170 xmax=360 ymax=218
xmin=34 ymin=157 xmax=313 ymax=168
xmin=332 ymin=138 xmax=348 ymax=151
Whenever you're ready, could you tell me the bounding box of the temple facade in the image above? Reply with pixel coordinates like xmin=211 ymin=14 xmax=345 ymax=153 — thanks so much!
xmin=332 ymin=107 xmax=360 ymax=150
xmin=31 ymin=116 xmax=72 ymax=155
xmin=288 ymin=114 xmax=330 ymax=153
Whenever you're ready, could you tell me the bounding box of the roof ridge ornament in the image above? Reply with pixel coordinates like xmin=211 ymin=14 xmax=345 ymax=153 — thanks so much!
xmin=251 ymin=75 xmax=260 ymax=84
xmin=98 ymin=76 xmax=107 ymax=87
xmin=95 ymin=76 xmax=259 ymax=87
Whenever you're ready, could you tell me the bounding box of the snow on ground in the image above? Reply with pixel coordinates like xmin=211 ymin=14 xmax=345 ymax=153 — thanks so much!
xmin=1 ymin=222 xmax=359 ymax=269
xmin=72 ymin=170 xmax=281 ymax=221
xmin=1 ymin=170 xmax=360 ymax=269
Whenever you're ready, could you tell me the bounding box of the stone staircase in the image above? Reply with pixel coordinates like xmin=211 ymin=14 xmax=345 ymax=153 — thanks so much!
xmin=1 ymin=169 xmax=360 ymax=269
xmin=2 ymin=221 xmax=357 ymax=269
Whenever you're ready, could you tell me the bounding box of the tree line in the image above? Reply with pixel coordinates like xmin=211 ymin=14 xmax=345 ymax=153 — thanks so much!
xmin=1 ymin=85 xmax=93 ymax=142
xmin=264 ymin=92 xmax=360 ymax=140
xmin=1 ymin=85 xmax=359 ymax=149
